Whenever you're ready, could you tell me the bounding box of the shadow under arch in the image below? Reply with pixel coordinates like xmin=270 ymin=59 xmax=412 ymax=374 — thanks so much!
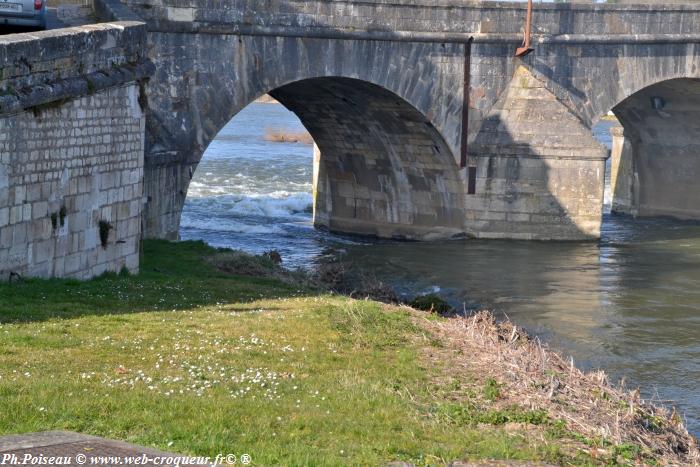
xmin=186 ymin=76 xmax=467 ymax=241
xmin=608 ymin=78 xmax=700 ymax=220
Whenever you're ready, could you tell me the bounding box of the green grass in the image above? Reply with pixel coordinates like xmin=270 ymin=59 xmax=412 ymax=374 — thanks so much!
xmin=482 ymin=378 xmax=502 ymax=402
xmin=0 ymin=240 xmax=591 ymax=465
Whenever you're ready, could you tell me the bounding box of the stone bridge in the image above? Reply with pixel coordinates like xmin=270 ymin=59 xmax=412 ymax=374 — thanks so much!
xmin=2 ymin=0 xmax=700 ymax=279
xmin=129 ymin=0 xmax=700 ymax=241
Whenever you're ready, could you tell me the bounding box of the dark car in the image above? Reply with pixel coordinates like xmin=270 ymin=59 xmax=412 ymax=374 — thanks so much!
xmin=0 ymin=0 xmax=47 ymax=30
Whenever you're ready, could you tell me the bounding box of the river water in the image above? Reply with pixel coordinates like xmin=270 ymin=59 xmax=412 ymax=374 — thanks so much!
xmin=181 ymin=102 xmax=700 ymax=436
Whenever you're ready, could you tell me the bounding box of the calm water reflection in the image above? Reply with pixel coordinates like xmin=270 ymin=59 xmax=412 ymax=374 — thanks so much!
xmin=335 ymin=215 xmax=700 ymax=435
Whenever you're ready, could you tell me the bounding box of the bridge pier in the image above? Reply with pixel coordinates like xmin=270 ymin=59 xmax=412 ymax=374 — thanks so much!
xmin=609 ymin=125 xmax=636 ymax=216
xmin=142 ymin=159 xmax=193 ymax=241
xmin=467 ymin=67 xmax=608 ymax=240
xmin=311 ymin=143 xmax=324 ymax=229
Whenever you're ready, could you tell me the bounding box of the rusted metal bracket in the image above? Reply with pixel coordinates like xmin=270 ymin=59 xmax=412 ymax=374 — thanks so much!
xmin=460 ymin=36 xmax=474 ymax=169
xmin=515 ymin=0 xmax=534 ymax=57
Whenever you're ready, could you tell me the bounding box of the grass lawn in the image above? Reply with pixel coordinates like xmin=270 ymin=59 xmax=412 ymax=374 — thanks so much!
xmin=0 ymin=240 xmax=601 ymax=465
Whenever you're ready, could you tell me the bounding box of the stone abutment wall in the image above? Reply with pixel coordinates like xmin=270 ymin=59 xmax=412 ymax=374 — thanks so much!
xmin=0 ymin=19 xmax=151 ymax=280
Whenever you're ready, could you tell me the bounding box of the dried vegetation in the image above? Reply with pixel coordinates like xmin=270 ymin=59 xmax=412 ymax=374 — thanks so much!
xmin=264 ymin=128 xmax=314 ymax=144
xmin=207 ymin=247 xmax=700 ymax=464
xmin=416 ymin=309 xmax=700 ymax=465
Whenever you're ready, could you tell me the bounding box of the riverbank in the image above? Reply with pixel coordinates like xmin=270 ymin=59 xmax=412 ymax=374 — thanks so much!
xmin=0 ymin=241 xmax=697 ymax=465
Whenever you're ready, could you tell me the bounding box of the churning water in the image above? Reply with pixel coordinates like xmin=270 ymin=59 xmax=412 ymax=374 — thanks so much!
xmin=181 ymin=103 xmax=360 ymax=266
xmin=182 ymin=102 xmax=700 ymax=436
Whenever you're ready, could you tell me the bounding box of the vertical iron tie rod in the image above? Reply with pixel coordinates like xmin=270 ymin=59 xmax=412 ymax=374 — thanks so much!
xmin=460 ymin=36 xmax=474 ymax=169
xmin=515 ymin=0 xmax=534 ymax=57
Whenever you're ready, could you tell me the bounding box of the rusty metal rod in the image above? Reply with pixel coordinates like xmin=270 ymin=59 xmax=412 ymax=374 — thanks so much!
xmin=460 ymin=36 xmax=474 ymax=169
xmin=515 ymin=0 xmax=534 ymax=57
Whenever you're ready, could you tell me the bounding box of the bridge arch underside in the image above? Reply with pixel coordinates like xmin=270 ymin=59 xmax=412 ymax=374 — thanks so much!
xmin=268 ymin=78 xmax=466 ymax=240
xmin=610 ymin=78 xmax=700 ymax=220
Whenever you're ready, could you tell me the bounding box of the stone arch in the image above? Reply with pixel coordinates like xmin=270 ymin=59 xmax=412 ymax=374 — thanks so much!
xmin=269 ymin=77 xmax=466 ymax=240
xmin=523 ymin=42 xmax=700 ymax=129
xmin=608 ymin=77 xmax=700 ymax=220
xmin=141 ymin=33 xmax=466 ymax=239
xmin=594 ymin=62 xmax=700 ymax=126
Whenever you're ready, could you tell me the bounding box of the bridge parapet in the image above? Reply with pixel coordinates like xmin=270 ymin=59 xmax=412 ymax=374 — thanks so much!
xmin=121 ymin=0 xmax=700 ymax=38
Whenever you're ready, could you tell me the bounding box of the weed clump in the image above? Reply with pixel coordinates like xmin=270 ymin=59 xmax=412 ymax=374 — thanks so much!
xmin=98 ymin=220 xmax=112 ymax=248
xmin=59 ymin=206 xmax=67 ymax=227
xmin=207 ymin=250 xmax=307 ymax=286
xmin=208 ymin=250 xmax=283 ymax=277
xmin=262 ymin=250 xmax=282 ymax=265
xmin=483 ymin=377 xmax=501 ymax=401
xmin=312 ymin=262 xmax=346 ymax=290
xmin=438 ymin=402 xmax=549 ymax=427
xmin=409 ymin=294 xmax=452 ymax=314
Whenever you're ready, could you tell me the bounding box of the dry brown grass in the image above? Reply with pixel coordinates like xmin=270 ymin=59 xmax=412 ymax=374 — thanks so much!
xmin=264 ymin=127 xmax=314 ymax=145
xmin=412 ymin=309 xmax=700 ymax=465
xmin=254 ymin=94 xmax=279 ymax=104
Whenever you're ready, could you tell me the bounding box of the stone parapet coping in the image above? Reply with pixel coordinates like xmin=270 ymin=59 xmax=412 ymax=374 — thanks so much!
xmin=0 ymin=0 xmax=150 ymax=114
xmin=0 ymin=60 xmax=154 ymax=116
